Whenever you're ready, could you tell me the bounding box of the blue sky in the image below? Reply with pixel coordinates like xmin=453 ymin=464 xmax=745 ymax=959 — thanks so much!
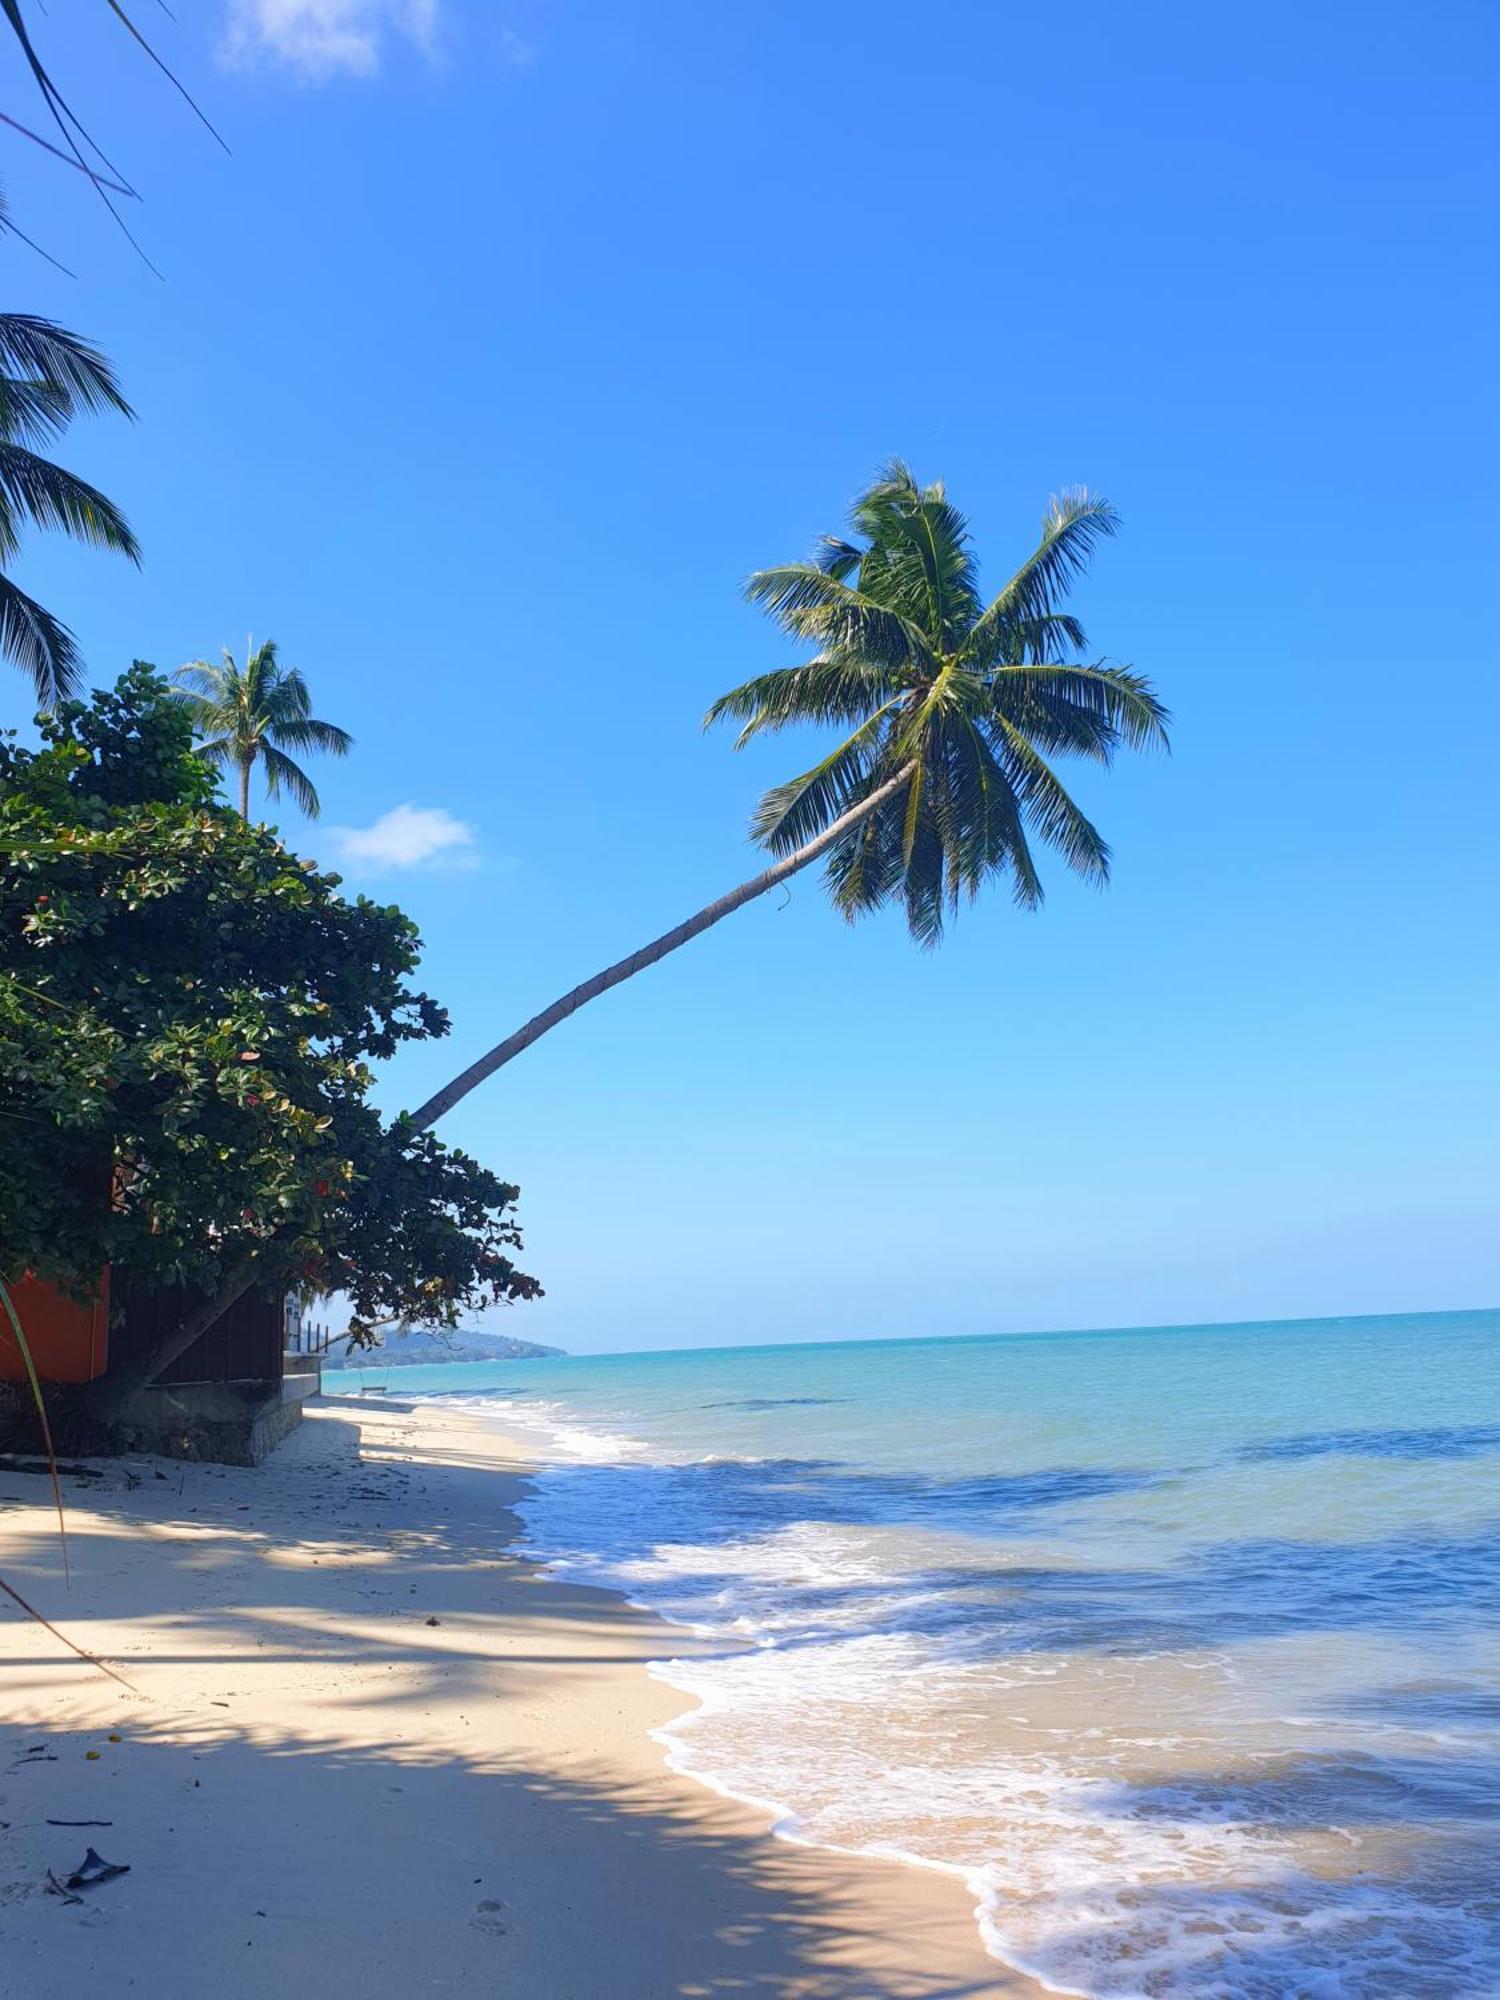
xmin=6 ymin=1 xmax=1498 ymax=1352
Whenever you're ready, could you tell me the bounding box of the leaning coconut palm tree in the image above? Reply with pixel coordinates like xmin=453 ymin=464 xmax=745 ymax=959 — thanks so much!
xmin=0 ymin=311 xmax=139 ymax=707
xmin=410 ymin=463 xmax=1168 ymax=1129
xmin=171 ymin=640 xmax=352 ymax=819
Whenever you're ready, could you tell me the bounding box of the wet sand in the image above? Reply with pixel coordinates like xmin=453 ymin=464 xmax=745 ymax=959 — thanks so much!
xmin=0 ymin=1394 xmax=1036 ymax=1997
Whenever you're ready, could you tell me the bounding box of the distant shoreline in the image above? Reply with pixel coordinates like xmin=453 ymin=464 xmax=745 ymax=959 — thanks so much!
xmin=328 ymin=1331 xmax=566 ymax=1367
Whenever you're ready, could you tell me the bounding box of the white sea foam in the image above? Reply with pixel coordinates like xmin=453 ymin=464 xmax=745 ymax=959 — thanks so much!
xmin=433 ymin=1391 xmax=652 ymax=1464
xmin=442 ymin=1363 xmax=1500 ymax=1999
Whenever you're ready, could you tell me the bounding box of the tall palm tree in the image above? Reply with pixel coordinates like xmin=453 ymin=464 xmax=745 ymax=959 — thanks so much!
xmin=0 ymin=311 xmax=139 ymax=708
xmin=410 ymin=464 xmax=1168 ymax=1129
xmin=171 ymin=640 xmax=352 ymax=819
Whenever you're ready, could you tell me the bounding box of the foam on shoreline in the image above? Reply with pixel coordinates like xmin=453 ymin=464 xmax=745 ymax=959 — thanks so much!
xmin=455 ymin=1382 xmax=1500 ymax=1999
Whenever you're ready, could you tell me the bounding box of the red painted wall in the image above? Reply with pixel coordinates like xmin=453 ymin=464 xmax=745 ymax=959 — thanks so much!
xmin=0 ymin=1272 xmax=111 ymax=1385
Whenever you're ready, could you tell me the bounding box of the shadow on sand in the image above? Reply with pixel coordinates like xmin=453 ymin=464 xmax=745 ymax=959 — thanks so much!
xmin=0 ymin=1403 xmax=1007 ymax=1999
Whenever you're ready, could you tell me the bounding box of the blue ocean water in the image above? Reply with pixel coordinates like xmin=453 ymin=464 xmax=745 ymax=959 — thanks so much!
xmin=328 ymin=1309 xmax=1500 ymax=1996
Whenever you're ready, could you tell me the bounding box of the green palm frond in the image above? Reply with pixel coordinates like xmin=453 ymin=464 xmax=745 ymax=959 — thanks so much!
xmin=742 ymin=564 xmax=932 ymax=673
xmin=823 ymin=787 xmax=907 ymax=921
xmin=716 ymin=465 xmax=1166 ymax=944
xmin=899 ymin=748 xmax=928 ymax=866
xmin=750 ymin=703 xmax=904 ymax=854
xmin=187 ymin=731 xmax=235 ymax=767
xmin=268 ymin=655 xmax=307 ymax=713
xmin=0 ymin=315 xmax=133 ymax=419
xmin=812 ymin=535 xmax=862 ymax=580
xmin=850 ymin=461 xmax=983 ymax=646
xmin=704 ymin=658 xmax=902 ymax=748
xmin=899 ymin=809 xmax=953 ymax=948
xmin=987 ymin=718 xmax=1111 ymax=884
xmin=1004 ymin=612 xmax=1090 ymax=663
xmin=965 ymin=719 xmax=1046 ymax=909
xmin=98 ymin=0 xmax=229 ymax=152
xmin=989 ymin=662 xmax=1170 ymax=760
xmin=960 ymin=491 xmax=1119 ymax=671
xmin=170 ymin=664 xmax=229 ymax=707
xmin=0 ymin=377 xmax=73 ymax=448
xmin=0 ymin=440 xmax=140 ymax=561
xmin=0 ymin=313 xmax=135 ymax=704
xmin=265 ymin=715 xmax=353 ymax=760
xmin=259 ymin=740 xmax=323 ymax=819
xmin=0 ymin=569 xmax=81 ymax=705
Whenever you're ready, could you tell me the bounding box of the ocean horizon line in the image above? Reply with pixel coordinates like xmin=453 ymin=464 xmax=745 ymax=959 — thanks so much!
xmin=328 ymin=1298 xmax=1500 ymax=1372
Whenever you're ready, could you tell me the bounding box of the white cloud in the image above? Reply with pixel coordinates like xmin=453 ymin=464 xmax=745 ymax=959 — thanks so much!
xmin=324 ymin=802 xmax=478 ymax=869
xmin=219 ymin=0 xmax=438 ymax=80
xmin=493 ymin=26 xmax=538 ymax=69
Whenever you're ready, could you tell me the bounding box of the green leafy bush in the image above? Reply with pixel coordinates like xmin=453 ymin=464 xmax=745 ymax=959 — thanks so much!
xmin=0 ymin=665 xmax=540 ymax=1363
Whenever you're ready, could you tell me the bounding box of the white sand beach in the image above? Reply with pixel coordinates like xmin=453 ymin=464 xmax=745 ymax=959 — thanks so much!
xmin=0 ymin=1395 xmax=1032 ymax=1998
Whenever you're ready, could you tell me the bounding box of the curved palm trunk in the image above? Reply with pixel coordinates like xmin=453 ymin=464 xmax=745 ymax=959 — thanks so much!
xmin=409 ymin=763 xmax=915 ymax=1130
xmin=238 ymin=753 xmax=252 ymax=818
xmin=96 ymin=764 xmax=913 ymax=1404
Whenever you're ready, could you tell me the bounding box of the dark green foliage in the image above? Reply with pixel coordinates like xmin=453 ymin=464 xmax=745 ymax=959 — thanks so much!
xmin=0 ymin=666 xmax=540 ymax=1350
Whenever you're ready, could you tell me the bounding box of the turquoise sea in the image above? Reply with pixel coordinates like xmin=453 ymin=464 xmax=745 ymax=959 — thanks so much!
xmin=328 ymin=1309 xmax=1500 ymax=1996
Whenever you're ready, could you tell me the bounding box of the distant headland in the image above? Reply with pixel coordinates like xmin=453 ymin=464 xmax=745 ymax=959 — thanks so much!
xmin=331 ymin=1328 xmax=566 ymax=1367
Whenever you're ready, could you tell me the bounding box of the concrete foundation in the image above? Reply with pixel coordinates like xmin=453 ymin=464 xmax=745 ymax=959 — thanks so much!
xmin=0 ymin=1376 xmax=317 ymax=1467
xmin=105 ymin=1379 xmax=309 ymax=1466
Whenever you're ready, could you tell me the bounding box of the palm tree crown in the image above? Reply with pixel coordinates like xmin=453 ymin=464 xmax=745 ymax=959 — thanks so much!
xmin=708 ymin=461 xmax=1169 ymax=945
xmin=171 ymin=640 xmax=352 ymax=820
xmin=0 ymin=312 xmax=139 ymax=708
xmin=406 ymin=464 xmax=1168 ymax=1130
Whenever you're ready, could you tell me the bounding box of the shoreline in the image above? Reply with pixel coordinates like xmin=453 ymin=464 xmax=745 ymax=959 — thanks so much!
xmin=0 ymin=1393 xmax=1035 ymax=1997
